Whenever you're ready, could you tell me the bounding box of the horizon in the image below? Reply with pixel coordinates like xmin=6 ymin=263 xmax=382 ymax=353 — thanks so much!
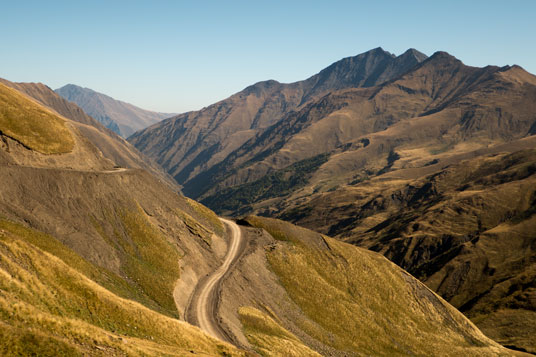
xmin=1 ymin=1 xmax=535 ymax=113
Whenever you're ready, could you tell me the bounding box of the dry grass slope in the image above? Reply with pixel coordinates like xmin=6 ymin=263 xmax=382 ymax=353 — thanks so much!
xmin=185 ymin=197 xmax=226 ymax=236
xmin=0 ymin=218 xmax=242 ymax=356
xmin=245 ymin=216 xmax=513 ymax=356
xmin=0 ymin=82 xmax=74 ymax=154
xmin=238 ymin=306 xmax=320 ymax=356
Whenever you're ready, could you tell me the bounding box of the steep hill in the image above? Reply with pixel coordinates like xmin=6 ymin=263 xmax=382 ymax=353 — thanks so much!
xmin=0 ymin=80 xmax=242 ymax=354
xmin=56 ymin=84 xmax=173 ymax=138
xmin=213 ymin=216 xmax=516 ymax=356
xmin=129 ymin=47 xmax=427 ymax=185
xmin=279 ymin=146 xmax=536 ymax=353
xmin=198 ymin=54 xmax=536 ymax=352
xmin=193 ymin=52 xmax=536 ymax=208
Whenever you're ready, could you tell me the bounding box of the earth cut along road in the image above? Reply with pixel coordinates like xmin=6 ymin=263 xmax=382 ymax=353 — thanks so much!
xmin=190 ymin=218 xmax=242 ymax=341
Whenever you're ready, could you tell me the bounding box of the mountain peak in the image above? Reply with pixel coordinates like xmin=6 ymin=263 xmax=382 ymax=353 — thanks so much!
xmin=366 ymin=46 xmax=395 ymax=58
xmin=428 ymin=51 xmax=460 ymax=62
xmin=399 ymin=48 xmax=428 ymax=62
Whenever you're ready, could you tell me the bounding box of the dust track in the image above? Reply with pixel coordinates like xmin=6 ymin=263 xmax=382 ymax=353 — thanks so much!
xmin=187 ymin=218 xmax=242 ymax=341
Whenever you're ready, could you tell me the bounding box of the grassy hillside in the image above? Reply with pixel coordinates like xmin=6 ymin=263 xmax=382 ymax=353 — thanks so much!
xmin=94 ymin=206 xmax=182 ymax=317
xmin=0 ymin=78 xmax=179 ymax=190
xmin=0 ymin=218 xmax=241 ymax=356
xmin=238 ymin=306 xmax=320 ymax=356
xmin=0 ymin=82 xmax=74 ymax=154
xmin=0 ymin=82 xmax=241 ymax=355
xmin=0 ymin=165 xmax=222 ymax=320
xmin=239 ymin=216 xmax=512 ymax=356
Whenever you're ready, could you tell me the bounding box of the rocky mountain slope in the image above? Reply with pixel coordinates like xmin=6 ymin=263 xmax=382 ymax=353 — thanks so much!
xmin=129 ymin=48 xmax=536 ymax=353
xmin=190 ymin=52 xmax=536 ymax=208
xmin=129 ymin=47 xmax=427 ymax=186
xmin=55 ymin=84 xmax=173 ymax=138
xmin=0 ymin=78 xmax=523 ymax=355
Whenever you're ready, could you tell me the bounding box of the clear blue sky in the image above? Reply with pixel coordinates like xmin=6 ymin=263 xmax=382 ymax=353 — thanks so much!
xmin=1 ymin=0 xmax=534 ymax=113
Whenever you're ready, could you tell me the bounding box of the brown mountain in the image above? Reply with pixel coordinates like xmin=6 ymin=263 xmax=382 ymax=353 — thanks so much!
xmin=129 ymin=49 xmax=536 ymax=352
xmin=0 ymin=79 xmax=241 ymax=354
xmin=128 ymin=47 xmax=427 ymax=186
xmin=279 ymin=146 xmax=536 ymax=353
xmin=172 ymin=53 xmax=533 ymax=211
xmin=55 ymin=84 xmax=174 ymax=138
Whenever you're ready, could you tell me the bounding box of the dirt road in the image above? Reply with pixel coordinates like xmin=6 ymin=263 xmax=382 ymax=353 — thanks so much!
xmin=188 ymin=218 xmax=242 ymax=341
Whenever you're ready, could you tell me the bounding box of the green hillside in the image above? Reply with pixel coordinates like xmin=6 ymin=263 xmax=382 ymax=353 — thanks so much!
xmin=0 ymin=82 xmax=74 ymax=154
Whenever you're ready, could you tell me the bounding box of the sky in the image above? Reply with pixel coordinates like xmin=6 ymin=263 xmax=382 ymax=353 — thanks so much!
xmin=1 ymin=0 xmax=535 ymax=113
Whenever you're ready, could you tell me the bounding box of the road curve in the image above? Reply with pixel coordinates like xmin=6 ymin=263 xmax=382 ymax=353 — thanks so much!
xmin=194 ymin=218 xmax=242 ymax=340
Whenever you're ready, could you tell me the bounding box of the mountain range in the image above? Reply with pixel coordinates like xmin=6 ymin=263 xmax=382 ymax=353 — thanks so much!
xmin=129 ymin=48 xmax=536 ymax=353
xmin=0 ymin=70 xmax=526 ymax=355
xmin=55 ymin=84 xmax=174 ymax=138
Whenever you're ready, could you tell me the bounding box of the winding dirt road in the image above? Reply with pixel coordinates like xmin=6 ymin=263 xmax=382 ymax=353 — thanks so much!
xmin=189 ymin=218 xmax=242 ymax=341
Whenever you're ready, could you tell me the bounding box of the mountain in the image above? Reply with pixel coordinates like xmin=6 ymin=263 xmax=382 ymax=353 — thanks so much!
xmin=128 ymin=47 xmax=427 ymax=186
xmin=129 ymin=48 xmax=536 ymax=353
xmin=0 ymin=78 xmax=521 ymax=355
xmin=186 ymin=52 xmax=535 ymax=205
xmin=55 ymin=84 xmax=174 ymax=138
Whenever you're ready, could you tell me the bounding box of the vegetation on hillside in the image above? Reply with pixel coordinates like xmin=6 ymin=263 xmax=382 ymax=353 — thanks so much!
xmin=238 ymin=306 xmax=320 ymax=356
xmin=0 ymin=82 xmax=74 ymax=154
xmin=0 ymin=218 xmax=241 ymax=356
xmin=201 ymin=153 xmax=329 ymax=215
xmin=93 ymin=206 xmax=182 ymax=318
xmin=244 ymin=216 xmax=509 ymax=356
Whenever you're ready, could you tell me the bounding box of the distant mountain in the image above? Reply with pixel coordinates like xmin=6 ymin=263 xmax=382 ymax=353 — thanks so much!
xmin=55 ymin=84 xmax=174 ymax=138
xmin=129 ymin=48 xmax=536 ymax=353
xmin=129 ymin=47 xmax=427 ymax=185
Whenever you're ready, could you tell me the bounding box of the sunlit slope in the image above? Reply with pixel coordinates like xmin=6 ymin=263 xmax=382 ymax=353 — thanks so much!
xmin=238 ymin=306 xmax=321 ymax=356
xmin=129 ymin=48 xmax=427 ymax=188
xmin=0 ymin=82 xmax=221 ymax=319
xmin=232 ymin=216 xmax=514 ymax=356
xmin=0 ymin=78 xmax=179 ymax=188
xmin=0 ymin=219 xmax=241 ymax=356
xmin=195 ymin=56 xmax=536 ymax=215
xmin=0 ymin=82 xmax=239 ymax=354
xmin=0 ymin=165 xmax=224 ymax=319
xmin=0 ymin=82 xmax=74 ymax=154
